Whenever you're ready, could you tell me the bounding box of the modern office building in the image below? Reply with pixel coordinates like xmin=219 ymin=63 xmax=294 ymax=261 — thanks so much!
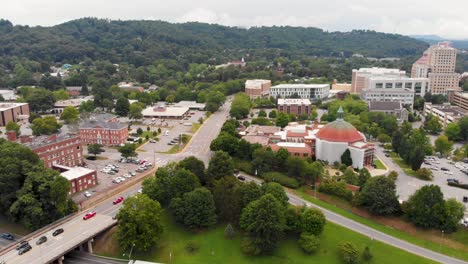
xmin=411 ymin=42 xmax=460 ymax=94
xmin=423 ymin=102 xmax=467 ymax=128
xmin=361 ymin=88 xmax=414 ymax=108
xmin=365 ymin=76 xmax=429 ymax=97
xmin=0 ymin=102 xmax=30 ymax=126
xmin=277 ymin=99 xmax=312 ymax=116
xmin=245 ymin=79 xmax=272 ymax=99
xmin=270 ymin=84 xmax=329 ymax=100
xmin=351 ymin=68 xmax=405 ymax=94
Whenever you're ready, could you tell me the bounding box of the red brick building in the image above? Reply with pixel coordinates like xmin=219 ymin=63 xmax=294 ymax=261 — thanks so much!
xmin=245 ymin=79 xmax=272 ymax=99
xmin=20 ymin=133 xmax=83 ymax=168
xmin=277 ymin=98 xmax=312 ymax=116
xmin=80 ymin=118 xmax=128 ymax=146
xmin=0 ymin=102 xmax=30 ymax=126
xmin=54 ymin=164 xmax=98 ymax=194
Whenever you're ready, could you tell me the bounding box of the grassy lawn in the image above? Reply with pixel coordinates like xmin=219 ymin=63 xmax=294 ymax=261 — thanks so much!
xmin=295 ymin=187 xmax=468 ymax=261
xmin=95 ymin=212 xmax=436 ymax=264
xmin=190 ymin=123 xmax=201 ymax=133
xmin=373 ymin=158 xmax=386 ymax=170
xmin=159 ymin=135 xmax=192 ymax=154
xmin=389 ymin=152 xmax=418 ymax=177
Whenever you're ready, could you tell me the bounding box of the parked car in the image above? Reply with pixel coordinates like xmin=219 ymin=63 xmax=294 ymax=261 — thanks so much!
xmin=84 ymin=191 xmax=92 ymax=198
xmin=18 ymin=244 xmax=32 ymax=255
xmin=461 ymin=218 xmax=468 ymax=227
xmin=83 ymin=211 xmax=97 ymax=220
xmin=463 ymin=196 xmax=468 ymax=203
xmin=1 ymin=233 xmax=13 ymax=240
xmin=113 ymin=197 xmax=124 ymax=205
xmin=444 ymin=171 xmax=454 ymax=175
xmin=237 ymin=176 xmax=246 ymax=181
xmin=149 ymin=139 xmax=156 ymax=143
xmin=108 ymin=171 xmax=116 ymax=175
xmin=447 ymin=178 xmax=460 ymax=184
xmin=36 ymin=236 xmax=47 ymax=245
xmin=52 ymin=228 xmax=64 ymax=236
xmin=112 ymin=178 xmax=121 ymax=184
xmin=441 ymin=167 xmax=449 ymax=171
xmin=16 ymin=241 xmax=29 ymax=250
xmin=130 ymin=171 xmax=137 ymax=176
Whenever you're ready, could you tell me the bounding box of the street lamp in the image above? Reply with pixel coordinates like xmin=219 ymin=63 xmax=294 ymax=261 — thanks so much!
xmin=123 ymin=242 xmax=136 ymax=261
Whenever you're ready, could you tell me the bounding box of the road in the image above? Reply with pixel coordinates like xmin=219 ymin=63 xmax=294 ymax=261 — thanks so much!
xmin=63 ymin=251 xmax=125 ymax=264
xmin=239 ymin=172 xmax=468 ymax=264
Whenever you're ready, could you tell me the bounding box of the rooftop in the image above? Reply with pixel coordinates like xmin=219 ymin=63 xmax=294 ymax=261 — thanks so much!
xmin=173 ymin=101 xmax=206 ymax=109
xmin=368 ymin=101 xmax=403 ymax=111
xmin=271 ymin=84 xmax=329 ymax=89
xmin=426 ymin=103 xmax=467 ymax=116
xmin=23 ymin=133 xmax=79 ymax=150
xmin=55 ymin=98 xmax=92 ymax=108
xmin=277 ymin=98 xmax=311 ymax=105
xmin=142 ymin=106 xmax=189 ymax=117
xmin=245 ymin=79 xmax=271 ymax=88
xmin=57 ymin=165 xmax=96 ymax=181
xmin=0 ymin=102 xmax=28 ymax=111
xmin=353 ymin=67 xmax=405 ymax=75
xmin=80 ymin=120 xmax=127 ymax=130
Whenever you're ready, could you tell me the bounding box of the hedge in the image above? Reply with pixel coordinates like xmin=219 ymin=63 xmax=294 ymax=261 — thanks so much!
xmin=263 ymin=172 xmax=300 ymax=189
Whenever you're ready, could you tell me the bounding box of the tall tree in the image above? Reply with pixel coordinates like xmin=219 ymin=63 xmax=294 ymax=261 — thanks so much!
xmin=115 ymin=97 xmax=130 ymax=116
xmin=445 ymin=123 xmax=462 ymax=141
xmin=405 ymin=185 xmax=447 ymax=229
xmin=358 ymin=176 xmax=400 ymax=215
xmin=118 ymin=143 xmax=137 ymax=158
xmin=434 ymin=135 xmax=453 ymax=156
xmin=207 ymin=151 xmax=234 ymax=182
xmin=116 ymin=194 xmax=164 ymax=251
xmin=60 ymin=106 xmax=79 ymax=124
xmin=341 ymin=149 xmax=353 ymax=167
xmin=170 ymin=187 xmax=217 ymax=229
xmin=129 ymin=102 xmax=144 ymax=120
xmin=178 ymin=156 xmax=206 ymax=184
xmin=87 ymin=144 xmax=104 ymax=158
xmin=211 ymin=176 xmax=241 ymax=222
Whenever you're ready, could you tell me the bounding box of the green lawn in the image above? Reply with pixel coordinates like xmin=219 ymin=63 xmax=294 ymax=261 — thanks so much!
xmin=159 ymin=135 xmax=192 ymax=154
xmin=295 ymin=188 xmax=468 ymax=261
xmin=190 ymin=123 xmax=201 ymax=133
xmin=389 ymin=152 xmax=418 ymax=177
xmin=373 ymin=158 xmax=386 ymax=170
xmin=97 ymin=212 xmax=435 ymax=264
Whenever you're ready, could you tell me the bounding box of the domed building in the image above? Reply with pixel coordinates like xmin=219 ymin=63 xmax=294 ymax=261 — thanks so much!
xmin=269 ymin=106 xmax=374 ymax=169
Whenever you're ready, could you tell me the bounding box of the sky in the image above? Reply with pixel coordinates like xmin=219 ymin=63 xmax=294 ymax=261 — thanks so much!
xmin=1 ymin=0 xmax=467 ymax=39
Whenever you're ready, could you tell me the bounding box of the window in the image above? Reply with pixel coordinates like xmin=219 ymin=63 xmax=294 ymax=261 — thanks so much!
xmin=375 ymin=83 xmax=383 ymax=88
xmin=395 ymin=83 xmax=403 ymax=88
xmin=405 ymin=83 xmax=413 ymax=89
xmin=385 ymin=83 xmax=393 ymax=89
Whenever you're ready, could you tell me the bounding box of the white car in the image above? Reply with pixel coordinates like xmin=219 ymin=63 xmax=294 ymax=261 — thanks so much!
xmin=84 ymin=191 xmax=92 ymax=198
xmin=444 ymin=171 xmax=454 ymax=175
xmin=461 ymin=218 xmax=468 ymax=227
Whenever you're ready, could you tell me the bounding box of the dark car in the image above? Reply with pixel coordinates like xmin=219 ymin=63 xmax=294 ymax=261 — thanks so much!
xmin=18 ymin=244 xmax=32 ymax=255
xmin=237 ymin=176 xmax=246 ymax=181
xmin=441 ymin=167 xmax=449 ymax=171
xmin=16 ymin=241 xmax=29 ymax=250
xmin=385 ymin=154 xmax=390 ymax=157
xmin=463 ymin=196 xmax=468 ymax=203
xmin=36 ymin=236 xmax=47 ymax=245
xmin=1 ymin=233 xmax=14 ymax=240
xmin=52 ymin=228 xmax=64 ymax=237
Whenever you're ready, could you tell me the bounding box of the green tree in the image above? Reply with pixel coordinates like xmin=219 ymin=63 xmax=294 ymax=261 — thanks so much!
xmin=268 ymin=110 xmax=277 ymax=118
xmin=230 ymin=93 xmax=251 ymax=119
xmin=434 ymin=135 xmax=453 ymax=156
xmin=87 ymin=144 xmax=104 ymax=158
xmin=25 ymin=88 xmax=56 ymax=113
xmin=338 ymin=242 xmax=359 ymax=264
xmin=116 ymin=194 xmax=164 ymax=251
xmin=207 ymin=151 xmax=234 ymax=182
xmin=405 ymin=185 xmax=446 ymax=229
xmin=300 ymin=208 xmax=326 ymax=235
xmin=5 ymin=121 xmax=20 ymax=135
xmin=286 ymin=156 xmax=307 ymax=180
xmin=31 ymin=116 xmax=62 ymax=136
xmin=212 ymin=176 xmax=241 ymax=222
xmin=129 ymin=102 xmax=144 ymax=120
xmin=445 ymin=122 xmax=462 ymax=141
xmin=238 ymin=181 xmax=263 ymax=210
xmin=443 ymin=198 xmax=465 ymax=232
xmin=362 ymin=246 xmax=373 ymax=262
xmin=52 ymin=89 xmax=70 ymax=101
xmin=298 ymin=232 xmax=320 ymax=254
xmin=258 ymin=110 xmax=266 ymax=117
xmin=178 ymin=156 xmax=206 ymax=184
xmin=341 ymin=149 xmax=353 ymax=167
xmin=79 ymin=100 xmax=95 ymax=113
xmin=60 ymin=106 xmax=79 ymax=124
xmin=210 ymin=132 xmax=239 ymax=155
xmin=275 ymin=112 xmax=290 ymax=128
xmin=358 ymin=176 xmax=400 ymax=215
xmin=118 ymin=143 xmax=137 ymax=158
xmin=240 ymin=194 xmax=286 ymax=255
xmin=357 ymin=168 xmax=371 ymax=187
xmin=261 ymin=182 xmax=289 ymax=206
xmin=170 ymin=187 xmax=217 ymax=229
xmin=457 ymin=116 xmax=468 ymax=140
xmin=343 ymin=168 xmax=358 ymax=185
xmin=115 ymin=97 xmax=130 ymax=116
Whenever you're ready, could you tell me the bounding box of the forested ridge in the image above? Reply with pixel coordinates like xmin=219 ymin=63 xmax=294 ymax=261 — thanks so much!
xmin=0 ymin=18 xmax=428 ymax=69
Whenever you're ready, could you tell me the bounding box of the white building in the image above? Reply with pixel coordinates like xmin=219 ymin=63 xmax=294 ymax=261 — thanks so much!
xmin=142 ymin=104 xmax=189 ymax=119
xmin=351 ymin=68 xmax=406 ymax=94
xmin=362 ymin=88 xmax=414 ymax=108
xmin=270 ymin=84 xmax=330 ymax=100
xmin=423 ymin=103 xmax=467 ymax=128
xmin=365 ymin=76 xmax=429 ymax=97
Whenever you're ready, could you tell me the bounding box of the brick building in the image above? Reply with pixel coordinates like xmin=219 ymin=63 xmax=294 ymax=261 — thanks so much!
xmin=20 ymin=133 xmax=83 ymax=168
xmin=80 ymin=118 xmax=128 ymax=146
xmin=245 ymin=79 xmax=272 ymax=99
xmin=277 ymin=98 xmax=311 ymax=116
xmin=54 ymin=164 xmax=98 ymax=194
xmin=0 ymin=102 xmax=30 ymax=126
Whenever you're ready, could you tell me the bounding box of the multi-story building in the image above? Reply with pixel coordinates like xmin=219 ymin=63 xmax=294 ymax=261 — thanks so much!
xmin=412 ymin=42 xmax=460 ymax=94
xmin=19 ymin=133 xmax=83 ymax=168
xmin=54 ymin=164 xmax=98 ymax=195
xmin=423 ymin=102 xmax=467 ymax=128
xmin=0 ymin=102 xmax=29 ymax=126
xmin=277 ymin=98 xmax=312 ymax=116
xmin=270 ymin=84 xmax=329 ymax=100
xmin=368 ymin=101 xmax=408 ymax=122
xmin=361 ymin=88 xmax=414 ymax=108
xmin=80 ymin=120 xmax=128 ymax=146
xmin=245 ymin=80 xmax=272 ymax=99
xmin=448 ymin=90 xmax=468 ymax=112
xmin=351 ymin=68 xmax=405 ymax=94
xmin=365 ymin=76 xmax=429 ymax=97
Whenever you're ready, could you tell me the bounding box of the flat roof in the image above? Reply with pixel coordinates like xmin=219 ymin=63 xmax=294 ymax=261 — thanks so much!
xmin=173 ymin=101 xmax=206 ymax=109
xmin=272 ymin=84 xmax=329 ymax=89
xmin=55 ymin=98 xmax=92 ymax=108
xmin=277 ymin=142 xmax=307 ymax=148
xmin=142 ymin=106 xmax=189 ymax=117
xmin=58 ymin=166 xmax=96 ymax=181
xmin=0 ymin=102 xmax=28 ymax=111
xmin=277 ymin=98 xmax=311 ymax=105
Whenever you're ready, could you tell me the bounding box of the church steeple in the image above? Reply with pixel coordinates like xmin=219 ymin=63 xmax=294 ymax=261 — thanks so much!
xmin=337 ymin=105 xmax=344 ymax=120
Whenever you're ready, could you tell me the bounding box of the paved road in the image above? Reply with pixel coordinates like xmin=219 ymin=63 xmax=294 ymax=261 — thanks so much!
xmin=239 ymin=172 xmax=468 ymax=264
xmin=64 ymin=251 xmax=125 ymax=264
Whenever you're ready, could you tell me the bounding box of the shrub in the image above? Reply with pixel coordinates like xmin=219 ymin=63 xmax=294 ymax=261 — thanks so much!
xmin=234 ymin=159 xmax=254 ymax=175
xmin=362 ymin=246 xmax=373 ymax=262
xmin=415 ymin=168 xmax=433 ymax=181
xmin=298 ymin=232 xmax=320 ymax=254
xmin=185 ymin=240 xmax=200 ymax=253
xmin=338 ymin=242 xmax=359 ymax=264
xmin=240 ymin=236 xmax=261 ymax=256
xmin=318 ymin=179 xmax=353 ymax=201
xmin=263 ymin=172 xmax=300 ymax=189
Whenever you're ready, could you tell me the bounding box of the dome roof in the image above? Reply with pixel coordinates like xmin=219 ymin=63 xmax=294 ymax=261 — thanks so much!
xmin=316 ymin=120 xmax=363 ymax=142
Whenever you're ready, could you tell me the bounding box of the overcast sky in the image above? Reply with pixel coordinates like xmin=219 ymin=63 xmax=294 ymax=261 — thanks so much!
xmin=1 ymin=0 xmax=467 ymax=39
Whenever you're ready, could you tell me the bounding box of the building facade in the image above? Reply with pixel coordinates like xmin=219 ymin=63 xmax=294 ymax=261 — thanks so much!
xmin=80 ymin=119 xmax=128 ymax=146
xmin=270 ymin=84 xmax=330 ymax=100
xmin=361 ymin=88 xmax=414 ymax=108
xmin=368 ymin=101 xmax=408 ymax=122
xmin=351 ymin=68 xmax=405 ymax=94
xmin=0 ymin=103 xmax=30 ymax=126
xmin=245 ymin=79 xmax=272 ymax=99
xmin=423 ymin=103 xmax=467 ymax=128
xmin=277 ymin=98 xmax=311 ymax=116
xmin=448 ymin=90 xmax=468 ymax=112
xmin=411 ymin=42 xmax=460 ymax=94
xmin=54 ymin=164 xmax=98 ymax=195
xmin=21 ymin=133 xmax=83 ymax=168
